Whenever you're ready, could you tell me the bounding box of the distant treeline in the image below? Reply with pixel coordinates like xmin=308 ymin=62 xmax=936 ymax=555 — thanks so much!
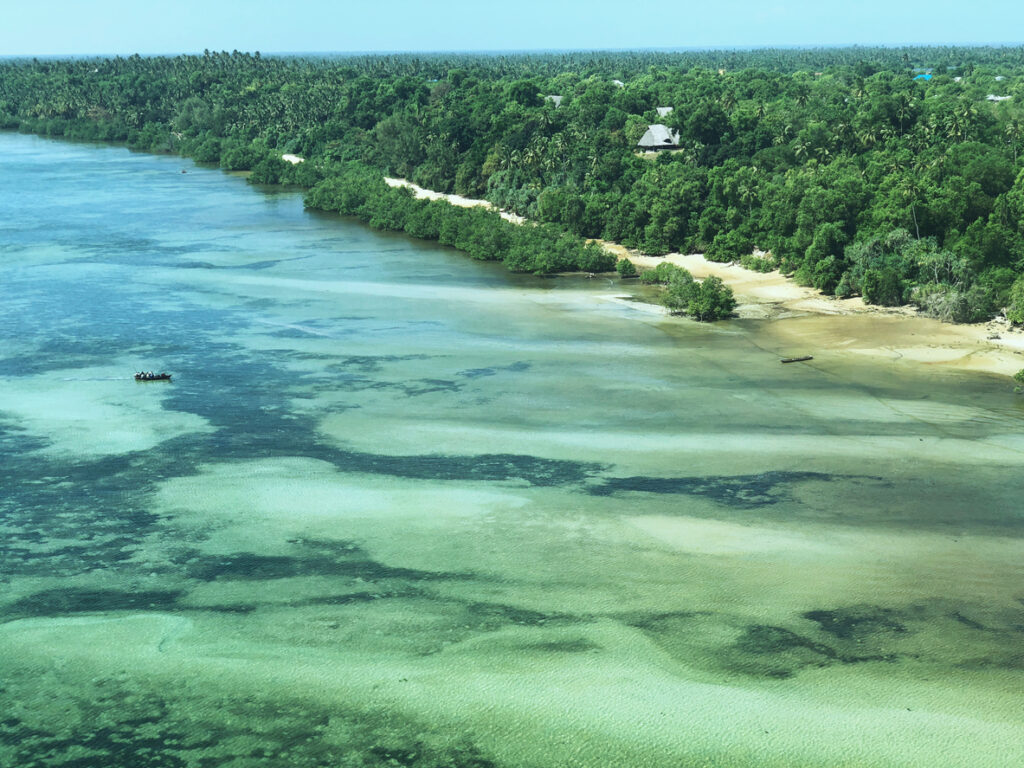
xmin=3 ymin=47 xmax=1024 ymax=322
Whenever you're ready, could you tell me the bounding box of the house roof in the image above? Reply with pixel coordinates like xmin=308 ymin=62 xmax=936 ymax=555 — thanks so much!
xmin=656 ymin=106 xmax=673 ymax=117
xmin=637 ymin=124 xmax=680 ymax=148
xmin=545 ymin=95 xmax=563 ymax=107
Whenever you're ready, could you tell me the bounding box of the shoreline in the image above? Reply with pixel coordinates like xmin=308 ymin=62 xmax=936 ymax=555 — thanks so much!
xmin=386 ymin=177 xmax=1024 ymax=379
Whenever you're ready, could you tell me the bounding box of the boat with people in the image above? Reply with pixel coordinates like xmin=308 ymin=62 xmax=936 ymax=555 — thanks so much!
xmin=135 ymin=371 xmax=172 ymax=381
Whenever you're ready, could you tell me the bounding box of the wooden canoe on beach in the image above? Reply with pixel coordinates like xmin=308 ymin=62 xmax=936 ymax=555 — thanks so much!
xmin=780 ymin=356 xmax=813 ymax=364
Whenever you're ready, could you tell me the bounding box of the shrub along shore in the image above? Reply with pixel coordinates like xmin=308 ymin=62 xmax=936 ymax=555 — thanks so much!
xmin=305 ymin=161 xmax=616 ymax=275
xmin=308 ymin=165 xmax=738 ymax=320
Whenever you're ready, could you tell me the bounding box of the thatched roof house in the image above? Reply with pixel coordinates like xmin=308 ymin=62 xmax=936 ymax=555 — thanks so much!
xmin=637 ymin=124 xmax=680 ymax=150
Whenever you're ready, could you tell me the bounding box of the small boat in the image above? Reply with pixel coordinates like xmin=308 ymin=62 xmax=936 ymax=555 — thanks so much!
xmin=135 ymin=372 xmax=172 ymax=381
xmin=780 ymin=356 xmax=813 ymax=364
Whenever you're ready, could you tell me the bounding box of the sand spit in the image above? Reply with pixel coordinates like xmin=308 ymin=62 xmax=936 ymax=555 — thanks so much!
xmin=383 ymin=178 xmax=1024 ymax=378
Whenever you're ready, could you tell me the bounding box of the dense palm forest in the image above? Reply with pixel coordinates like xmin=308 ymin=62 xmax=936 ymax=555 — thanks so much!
xmin=4 ymin=46 xmax=1024 ymax=323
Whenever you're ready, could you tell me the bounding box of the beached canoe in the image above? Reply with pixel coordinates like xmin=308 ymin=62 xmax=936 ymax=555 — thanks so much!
xmin=135 ymin=372 xmax=172 ymax=381
xmin=780 ymin=356 xmax=813 ymax=364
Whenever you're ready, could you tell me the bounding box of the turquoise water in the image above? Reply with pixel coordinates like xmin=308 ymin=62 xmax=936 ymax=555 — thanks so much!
xmin=1 ymin=132 xmax=1023 ymax=767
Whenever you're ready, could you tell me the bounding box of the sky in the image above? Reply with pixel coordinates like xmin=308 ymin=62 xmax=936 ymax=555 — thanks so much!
xmin=2 ymin=0 xmax=1023 ymax=57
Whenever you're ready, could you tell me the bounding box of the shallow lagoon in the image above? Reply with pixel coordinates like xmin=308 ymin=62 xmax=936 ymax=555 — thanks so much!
xmin=1 ymin=132 xmax=1023 ymax=767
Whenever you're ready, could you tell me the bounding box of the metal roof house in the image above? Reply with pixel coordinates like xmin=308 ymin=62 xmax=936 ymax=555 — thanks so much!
xmin=656 ymin=106 xmax=674 ymax=117
xmin=637 ymin=124 xmax=681 ymax=150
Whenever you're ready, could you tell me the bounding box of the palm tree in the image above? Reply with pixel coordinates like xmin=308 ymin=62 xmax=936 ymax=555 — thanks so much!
xmin=832 ymin=121 xmax=851 ymax=152
xmin=946 ymin=101 xmax=978 ymax=143
xmin=794 ymin=87 xmax=810 ymax=108
xmin=899 ymin=174 xmax=922 ymax=239
xmin=737 ymin=174 xmax=758 ymax=216
xmin=895 ymin=94 xmax=915 ymax=137
xmin=879 ymin=125 xmax=899 ymax=143
xmin=1005 ymin=117 xmax=1024 ymax=163
xmin=855 ymin=129 xmax=877 ymax=150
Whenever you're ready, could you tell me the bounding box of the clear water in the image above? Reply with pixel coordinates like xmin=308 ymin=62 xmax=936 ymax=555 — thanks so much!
xmin=2 ymin=132 xmax=1022 ymax=767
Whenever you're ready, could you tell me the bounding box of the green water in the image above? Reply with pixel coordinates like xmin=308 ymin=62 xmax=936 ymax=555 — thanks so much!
xmin=1 ymin=132 xmax=1022 ymax=767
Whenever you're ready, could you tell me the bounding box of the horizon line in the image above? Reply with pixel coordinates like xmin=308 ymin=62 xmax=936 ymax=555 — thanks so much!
xmin=4 ymin=41 xmax=1024 ymax=60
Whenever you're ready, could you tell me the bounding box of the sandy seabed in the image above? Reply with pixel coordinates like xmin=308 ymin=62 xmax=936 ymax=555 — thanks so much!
xmin=2 ymin=138 xmax=1022 ymax=768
